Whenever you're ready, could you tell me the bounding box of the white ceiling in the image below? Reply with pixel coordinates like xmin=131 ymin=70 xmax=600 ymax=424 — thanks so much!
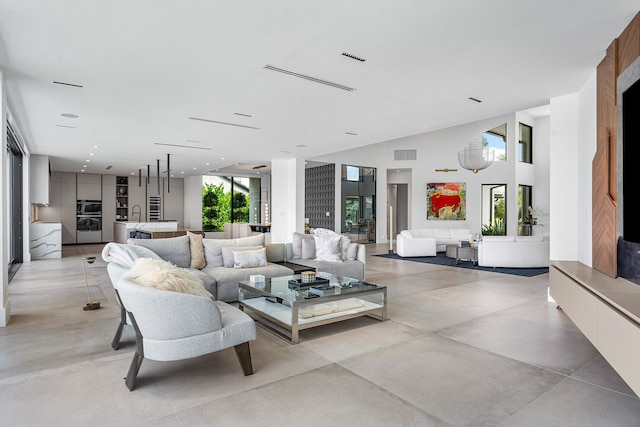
xmin=0 ymin=1 xmax=638 ymax=178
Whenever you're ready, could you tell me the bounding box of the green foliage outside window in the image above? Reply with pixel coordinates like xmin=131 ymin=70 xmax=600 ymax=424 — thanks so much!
xmin=202 ymin=183 xmax=251 ymax=231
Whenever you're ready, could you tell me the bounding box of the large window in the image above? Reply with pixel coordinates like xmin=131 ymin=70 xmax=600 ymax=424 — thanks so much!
xmin=481 ymin=184 xmax=506 ymax=235
xmin=518 ymin=184 xmax=534 ymax=235
xmin=7 ymin=123 xmax=24 ymax=281
xmin=483 ymin=123 xmax=507 ymax=161
xmin=202 ymin=176 xmax=257 ymax=231
xmin=519 ymin=123 xmax=532 ymax=163
xmin=341 ymin=165 xmax=376 ymax=243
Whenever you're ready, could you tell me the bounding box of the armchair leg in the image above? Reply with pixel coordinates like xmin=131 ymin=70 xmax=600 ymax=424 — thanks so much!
xmin=111 ymin=318 xmax=125 ymax=350
xmin=125 ymin=351 xmax=144 ymax=391
xmin=234 ymin=342 xmax=254 ymax=376
xmin=112 ymin=292 xmax=127 ymax=350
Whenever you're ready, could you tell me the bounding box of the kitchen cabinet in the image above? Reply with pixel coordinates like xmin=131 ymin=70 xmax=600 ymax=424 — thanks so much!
xmin=102 ymin=175 xmax=116 ymax=242
xmin=76 ymin=173 xmax=102 ymax=200
xmin=60 ymin=172 xmax=77 ymax=244
xmin=30 ymin=154 xmax=50 ymax=204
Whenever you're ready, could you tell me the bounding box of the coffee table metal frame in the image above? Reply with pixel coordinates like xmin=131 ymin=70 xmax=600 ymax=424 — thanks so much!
xmin=238 ymin=274 xmax=387 ymax=344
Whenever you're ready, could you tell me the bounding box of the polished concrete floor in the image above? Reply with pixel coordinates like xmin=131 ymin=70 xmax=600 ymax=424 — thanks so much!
xmin=2 ymin=243 xmax=640 ymax=426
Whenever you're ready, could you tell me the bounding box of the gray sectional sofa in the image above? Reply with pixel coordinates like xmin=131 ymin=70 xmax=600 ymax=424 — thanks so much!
xmin=102 ymin=231 xmax=366 ymax=303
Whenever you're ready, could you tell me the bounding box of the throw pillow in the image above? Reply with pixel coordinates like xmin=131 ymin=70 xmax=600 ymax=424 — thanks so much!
xmin=233 ymin=248 xmax=268 ymax=269
xmin=187 ymin=231 xmax=206 ymax=269
xmin=202 ymin=234 xmax=267 ymax=267
xmin=221 ymin=245 xmax=263 ymax=268
xmin=292 ymin=232 xmax=314 ymax=259
xmin=126 ymin=258 xmax=212 ymax=298
xmin=301 ymin=238 xmax=316 ymax=259
xmin=314 ymin=234 xmax=342 ymax=262
xmin=345 ymin=242 xmax=358 ymax=261
xmin=339 ymin=235 xmax=351 ymax=260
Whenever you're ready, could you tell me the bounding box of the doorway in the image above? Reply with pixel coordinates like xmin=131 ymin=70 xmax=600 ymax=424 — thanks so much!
xmin=387 ymin=184 xmax=408 ymax=241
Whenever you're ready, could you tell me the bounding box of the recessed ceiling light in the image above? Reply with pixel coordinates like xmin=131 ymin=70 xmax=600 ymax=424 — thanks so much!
xmin=181 ymin=171 xmax=185 ymax=174
xmin=89 ymin=153 xmax=94 ymax=156
xmin=193 ymin=167 xmax=197 ymax=170
xmin=61 ymin=113 xmax=79 ymax=118
xmin=234 ymin=112 xmax=253 ymax=118
xmin=185 ymin=139 xmax=200 ymax=143
xmin=345 ymin=132 xmax=357 ymax=135
xmin=55 ymin=124 xmax=75 ymax=128
xmin=80 ymin=169 xmax=85 ymax=172
xmin=93 ymin=145 xmax=100 ymax=149
xmin=82 ymin=165 xmax=87 ymax=168
xmin=130 ymin=172 xmax=135 ymax=175
xmin=221 ymin=157 xmax=225 ymax=160
xmin=296 ymin=144 xmax=306 ymax=147
xmin=468 ymin=97 xmax=482 ymax=103
xmin=85 ymin=160 xmax=90 ymax=162
xmin=280 ymin=150 xmax=290 ymax=154
xmin=205 ymin=162 xmax=210 ymax=166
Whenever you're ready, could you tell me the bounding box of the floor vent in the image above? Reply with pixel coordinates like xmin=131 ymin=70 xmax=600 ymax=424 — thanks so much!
xmin=394 ymin=149 xmax=417 ymax=161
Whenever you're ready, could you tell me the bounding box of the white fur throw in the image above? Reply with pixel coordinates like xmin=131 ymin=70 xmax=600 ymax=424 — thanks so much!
xmin=126 ymin=258 xmax=211 ymax=298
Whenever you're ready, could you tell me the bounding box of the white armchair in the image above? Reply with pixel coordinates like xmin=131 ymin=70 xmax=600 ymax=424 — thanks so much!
xmin=116 ymin=277 xmax=256 ymax=391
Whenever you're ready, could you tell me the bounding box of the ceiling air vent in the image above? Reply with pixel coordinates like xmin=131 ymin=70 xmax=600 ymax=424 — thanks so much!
xmin=394 ymin=149 xmax=417 ymax=161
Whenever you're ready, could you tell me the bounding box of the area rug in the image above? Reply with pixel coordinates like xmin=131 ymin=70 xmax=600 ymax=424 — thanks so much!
xmin=374 ymin=252 xmax=548 ymax=277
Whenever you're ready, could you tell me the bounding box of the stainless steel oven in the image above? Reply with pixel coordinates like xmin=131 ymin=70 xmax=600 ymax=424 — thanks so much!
xmin=77 ymin=199 xmax=102 ymax=216
xmin=76 ymin=216 xmax=102 ymax=231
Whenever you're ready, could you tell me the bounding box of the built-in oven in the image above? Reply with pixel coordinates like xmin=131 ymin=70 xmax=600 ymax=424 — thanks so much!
xmin=76 ymin=216 xmax=102 ymax=231
xmin=77 ymin=200 xmax=102 ymax=217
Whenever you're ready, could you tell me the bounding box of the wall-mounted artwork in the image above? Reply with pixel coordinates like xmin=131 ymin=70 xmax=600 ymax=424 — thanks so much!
xmin=427 ymin=182 xmax=466 ymax=220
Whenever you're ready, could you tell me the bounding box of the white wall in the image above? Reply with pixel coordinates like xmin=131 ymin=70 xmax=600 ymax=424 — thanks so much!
xmin=313 ymin=112 xmax=541 ymax=241
xmin=577 ymin=71 xmax=597 ymax=266
xmin=549 ymin=94 xmax=581 ymax=261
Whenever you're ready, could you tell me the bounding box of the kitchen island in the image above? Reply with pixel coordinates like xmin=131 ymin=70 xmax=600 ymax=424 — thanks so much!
xmin=113 ymin=221 xmax=202 ymax=243
xmin=29 ymin=222 xmax=62 ymax=259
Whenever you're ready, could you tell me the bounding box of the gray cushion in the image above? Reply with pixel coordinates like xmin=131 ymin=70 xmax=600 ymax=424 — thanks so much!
xmin=127 ymin=235 xmax=191 ymax=268
xmin=202 ymin=263 xmax=294 ymax=301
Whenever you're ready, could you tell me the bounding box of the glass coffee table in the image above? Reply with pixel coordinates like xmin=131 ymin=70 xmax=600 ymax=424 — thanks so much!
xmin=238 ymin=273 xmax=387 ymax=344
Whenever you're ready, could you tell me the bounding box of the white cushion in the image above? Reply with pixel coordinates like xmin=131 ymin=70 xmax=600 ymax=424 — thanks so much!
xmin=292 ymin=232 xmax=314 ymax=259
xmin=301 ymin=238 xmax=316 ymax=259
xmin=415 ymin=229 xmax=436 ymax=238
xmin=203 ymin=234 xmax=265 ymax=267
xmin=433 ymin=229 xmax=452 ymax=239
xmin=345 ymin=242 xmax=358 ymax=261
xmin=339 ymin=235 xmax=351 ymax=260
xmin=221 ymin=245 xmax=263 ymax=268
xmin=314 ymin=234 xmax=342 ymax=262
xmin=233 ymin=248 xmax=268 ymax=269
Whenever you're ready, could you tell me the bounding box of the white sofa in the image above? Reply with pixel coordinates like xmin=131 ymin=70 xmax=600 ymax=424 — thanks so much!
xmin=396 ymin=228 xmax=471 ymax=257
xmin=476 ymin=235 xmax=550 ymax=268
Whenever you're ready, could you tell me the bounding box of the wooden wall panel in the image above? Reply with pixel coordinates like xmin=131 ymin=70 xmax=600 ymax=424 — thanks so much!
xmin=593 ymin=39 xmax=618 ymax=277
xmin=618 ymin=13 xmax=640 ymax=77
